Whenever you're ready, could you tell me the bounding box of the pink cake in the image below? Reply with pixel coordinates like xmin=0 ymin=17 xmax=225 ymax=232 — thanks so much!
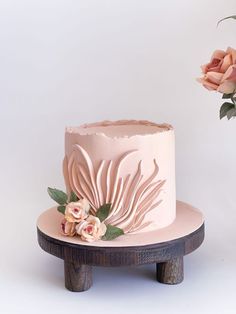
xmin=62 ymin=120 xmax=176 ymax=236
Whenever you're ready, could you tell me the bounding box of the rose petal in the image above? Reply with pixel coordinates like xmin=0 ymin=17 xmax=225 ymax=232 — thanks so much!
xmin=217 ymin=80 xmax=236 ymax=94
xmin=227 ymin=66 xmax=236 ymax=81
xmin=197 ymin=77 xmax=218 ymax=91
xmin=81 ymin=231 xmax=94 ymax=239
xmin=61 ymin=218 xmax=76 ymax=236
xmin=77 ymin=199 xmax=90 ymax=213
xmin=211 ymin=49 xmax=226 ymax=61
xmin=76 ymin=220 xmax=88 ymax=234
xmin=226 ymin=47 xmax=236 ymax=64
xmin=220 ymin=54 xmax=232 ymax=73
xmin=201 ymin=64 xmax=208 ymax=74
xmin=65 ymin=215 xmax=75 ymax=223
xmin=100 ymin=222 xmax=107 ymax=236
xmin=201 ymin=59 xmax=222 ymax=74
xmin=86 ymin=215 xmax=100 ymax=226
xmin=206 ymin=72 xmax=223 ymax=84
xmin=222 ymin=65 xmax=236 ymax=82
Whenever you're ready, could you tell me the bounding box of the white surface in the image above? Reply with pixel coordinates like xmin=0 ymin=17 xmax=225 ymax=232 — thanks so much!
xmin=0 ymin=0 xmax=236 ymax=313
xmin=37 ymin=201 xmax=204 ymax=246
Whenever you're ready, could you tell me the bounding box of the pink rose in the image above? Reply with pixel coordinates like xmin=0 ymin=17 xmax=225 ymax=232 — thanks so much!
xmin=198 ymin=47 xmax=236 ymax=94
xmin=76 ymin=215 xmax=107 ymax=242
xmin=61 ymin=218 xmax=76 ymax=236
xmin=65 ymin=199 xmax=90 ymax=223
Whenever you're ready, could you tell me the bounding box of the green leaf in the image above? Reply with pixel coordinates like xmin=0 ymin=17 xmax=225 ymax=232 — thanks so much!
xmin=222 ymin=93 xmax=235 ymax=99
xmin=57 ymin=205 xmax=66 ymax=214
xmin=227 ymin=108 xmax=236 ymax=120
xmin=217 ymin=15 xmax=236 ymax=26
xmin=47 ymin=187 xmax=68 ymax=205
xmin=96 ymin=203 xmax=111 ymax=222
xmin=69 ymin=190 xmax=79 ymax=202
xmin=219 ymin=102 xmax=235 ymax=119
xmin=102 ymin=224 xmax=124 ymax=241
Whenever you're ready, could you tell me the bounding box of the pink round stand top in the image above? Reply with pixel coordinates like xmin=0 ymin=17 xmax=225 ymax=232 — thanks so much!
xmin=37 ymin=200 xmax=204 ymax=247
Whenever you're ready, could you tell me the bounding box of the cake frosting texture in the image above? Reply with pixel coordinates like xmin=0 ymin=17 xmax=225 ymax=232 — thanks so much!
xmin=63 ymin=120 xmax=176 ymax=233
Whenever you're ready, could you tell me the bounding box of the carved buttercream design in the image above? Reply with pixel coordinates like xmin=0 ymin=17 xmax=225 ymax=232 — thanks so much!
xmin=63 ymin=144 xmax=166 ymax=233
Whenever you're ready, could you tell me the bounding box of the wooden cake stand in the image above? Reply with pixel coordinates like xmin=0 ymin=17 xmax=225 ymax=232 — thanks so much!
xmin=37 ymin=200 xmax=204 ymax=292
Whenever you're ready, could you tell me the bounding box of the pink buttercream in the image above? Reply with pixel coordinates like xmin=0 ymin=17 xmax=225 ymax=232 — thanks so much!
xmin=63 ymin=120 xmax=176 ymax=233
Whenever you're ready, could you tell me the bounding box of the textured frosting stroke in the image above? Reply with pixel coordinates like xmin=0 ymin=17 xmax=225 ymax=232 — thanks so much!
xmin=63 ymin=146 xmax=166 ymax=233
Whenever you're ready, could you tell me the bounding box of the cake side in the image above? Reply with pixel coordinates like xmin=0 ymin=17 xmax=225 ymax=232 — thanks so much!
xmin=63 ymin=120 xmax=176 ymax=234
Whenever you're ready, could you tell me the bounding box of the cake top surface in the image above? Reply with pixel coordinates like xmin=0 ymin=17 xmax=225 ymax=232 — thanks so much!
xmin=66 ymin=120 xmax=173 ymax=138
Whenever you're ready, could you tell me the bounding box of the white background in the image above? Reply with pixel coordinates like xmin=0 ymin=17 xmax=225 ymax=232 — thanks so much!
xmin=1 ymin=0 xmax=236 ymax=313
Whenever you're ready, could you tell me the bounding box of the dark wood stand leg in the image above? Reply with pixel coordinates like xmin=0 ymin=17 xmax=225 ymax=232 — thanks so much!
xmin=156 ymin=256 xmax=184 ymax=284
xmin=64 ymin=260 xmax=93 ymax=292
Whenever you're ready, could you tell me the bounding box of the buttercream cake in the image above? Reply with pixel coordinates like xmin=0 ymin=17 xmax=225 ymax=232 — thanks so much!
xmin=61 ymin=120 xmax=176 ymax=237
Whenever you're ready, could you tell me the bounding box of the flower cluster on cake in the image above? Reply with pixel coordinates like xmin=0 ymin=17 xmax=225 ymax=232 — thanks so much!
xmin=48 ymin=188 xmax=124 ymax=241
xmin=48 ymin=120 xmax=176 ymax=243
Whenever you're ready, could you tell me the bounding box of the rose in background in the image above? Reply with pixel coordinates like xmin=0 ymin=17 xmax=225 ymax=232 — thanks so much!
xmin=197 ymin=15 xmax=236 ymax=120
xmin=198 ymin=47 xmax=236 ymax=94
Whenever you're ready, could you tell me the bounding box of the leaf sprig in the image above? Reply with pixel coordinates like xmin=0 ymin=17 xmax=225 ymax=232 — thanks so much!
xmin=102 ymin=224 xmax=124 ymax=240
xmin=47 ymin=187 xmax=79 ymax=214
xmin=217 ymin=15 xmax=236 ymax=27
xmin=220 ymin=93 xmax=236 ymax=120
xmin=95 ymin=203 xmax=124 ymax=240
